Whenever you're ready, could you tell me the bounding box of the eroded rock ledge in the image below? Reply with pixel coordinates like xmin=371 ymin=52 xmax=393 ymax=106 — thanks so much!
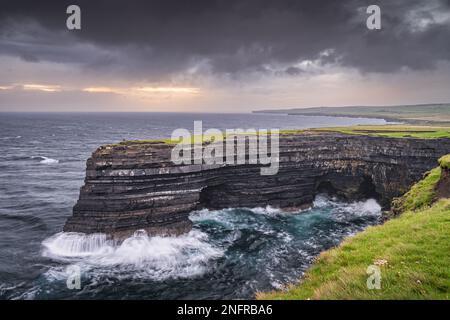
xmin=63 ymin=133 xmax=450 ymax=239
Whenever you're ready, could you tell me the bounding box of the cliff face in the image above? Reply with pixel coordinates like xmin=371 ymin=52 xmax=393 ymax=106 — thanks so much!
xmin=63 ymin=133 xmax=450 ymax=239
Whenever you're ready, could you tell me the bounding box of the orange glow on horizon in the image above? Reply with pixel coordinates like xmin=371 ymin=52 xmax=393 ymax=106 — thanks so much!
xmin=135 ymin=87 xmax=200 ymax=94
xmin=23 ymin=84 xmax=61 ymax=92
xmin=83 ymin=87 xmax=118 ymax=93
xmin=82 ymin=85 xmax=201 ymax=97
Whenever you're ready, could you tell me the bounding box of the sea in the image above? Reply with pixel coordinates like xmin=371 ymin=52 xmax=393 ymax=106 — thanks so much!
xmin=0 ymin=112 xmax=387 ymax=299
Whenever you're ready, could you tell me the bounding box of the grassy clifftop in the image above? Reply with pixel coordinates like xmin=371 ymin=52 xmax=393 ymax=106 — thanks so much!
xmin=111 ymin=125 xmax=450 ymax=147
xmin=308 ymin=125 xmax=450 ymax=139
xmin=258 ymin=156 xmax=450 ymax=300
xmin=254 ymin=104 xmax=450 ymax=125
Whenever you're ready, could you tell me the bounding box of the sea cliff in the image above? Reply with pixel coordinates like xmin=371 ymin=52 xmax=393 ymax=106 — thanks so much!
xmin=63 ymin=132 xmax=450 ymax=239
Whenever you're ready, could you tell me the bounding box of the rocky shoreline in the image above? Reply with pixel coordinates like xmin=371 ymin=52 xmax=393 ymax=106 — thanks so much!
xmin=63 ymin=132 xmax=450 ymax=239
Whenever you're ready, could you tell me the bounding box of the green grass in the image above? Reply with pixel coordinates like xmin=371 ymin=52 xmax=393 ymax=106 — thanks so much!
xmin=109 ymin=125 xmax=450 ymax=147
xmin=257 ymin=198 xmax=450 ymax=300
xmin=108 ymin=134 xmax=222 ymax=147
xmin=391 ymin=167 xmax=442 ymax=213
xmin=258 ymin=156 xmax=450 ymax=300
xmin=255 ymin=104 xmax=450 ymax=125
xmin=111 ymin=138 xmax=175 ymax=146
xmin=108 ymin=131 xmax=274 ymax=147
xmin=310 ymin=125 xmax=450 ymax=139
xmin=439 ymin=155 xmax=450 ymax=169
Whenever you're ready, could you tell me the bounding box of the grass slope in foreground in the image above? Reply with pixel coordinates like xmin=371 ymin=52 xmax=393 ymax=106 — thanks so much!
xmin=258 ymin=157 xmax=450 ymax=300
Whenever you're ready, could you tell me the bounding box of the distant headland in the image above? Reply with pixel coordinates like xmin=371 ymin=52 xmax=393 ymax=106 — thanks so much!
xmin=253 ymin=104 xmax=450 ymax=126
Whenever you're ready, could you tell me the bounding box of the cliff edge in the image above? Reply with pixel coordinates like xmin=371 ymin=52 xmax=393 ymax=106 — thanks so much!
xmin=63 ymin=132 xmax=450 ymax=239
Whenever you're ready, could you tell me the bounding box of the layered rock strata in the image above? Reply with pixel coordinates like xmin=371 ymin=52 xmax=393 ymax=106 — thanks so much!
xmin=63 ymin=133 xmax=450 ymax=239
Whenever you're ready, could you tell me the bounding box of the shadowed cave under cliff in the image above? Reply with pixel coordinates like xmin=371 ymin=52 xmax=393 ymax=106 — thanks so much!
xmin=197 ymin=174 xmax=382 ymax=212
xmin=316 ymin=176 xmax=381 ymax=203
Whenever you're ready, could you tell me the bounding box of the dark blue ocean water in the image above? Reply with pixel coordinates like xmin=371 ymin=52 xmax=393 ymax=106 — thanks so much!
xmin=0 ymin=112 xmax=386 ymax=299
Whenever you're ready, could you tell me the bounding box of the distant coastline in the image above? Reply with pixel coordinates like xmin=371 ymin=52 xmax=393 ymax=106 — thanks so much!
xmin=253 ymin=103 xmax=450 ymax=126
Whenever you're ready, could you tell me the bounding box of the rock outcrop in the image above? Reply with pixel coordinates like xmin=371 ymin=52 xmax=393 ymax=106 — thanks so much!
xmin=63 ymin=133 xmax=450 ymax=239
xmin=436 ymin=156 xmax=450 ymax=199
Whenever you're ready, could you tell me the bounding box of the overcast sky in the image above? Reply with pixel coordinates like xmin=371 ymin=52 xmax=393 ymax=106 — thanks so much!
xmin=1 ymin=0 xmax=450 ymax=112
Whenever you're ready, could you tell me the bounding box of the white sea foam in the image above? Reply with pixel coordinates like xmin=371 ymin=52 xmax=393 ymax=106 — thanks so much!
xmin=31 ymin=156 xmax=59 ymax=164
xmin=312 ymin=194 xmax=338 ymax=208
xmin=313 ymin=194 xmax=381 ymax=216
xmin=193 ymin=197 xmax=379 ymax=220
xmin=39 ymin=156 xmax=59 ymax=164
xmin=42 ymin=232 xmax=113 ymax=258
xmin=251 ymin=206 xmax=284 ymax=216
xmin=0 ymin=135 xmax=21 ymax=140
xmin=41 ymin=196 xmax=381 ymax=287
xmin=42 ymin=229 xmax=223 ymax=280
xmin=191 ymin=206 xmax=285 ymax=220
xmin=350 ymin=198 xmax=382 ymax=216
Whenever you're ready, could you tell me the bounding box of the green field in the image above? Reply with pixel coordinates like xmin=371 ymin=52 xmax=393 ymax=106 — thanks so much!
xmin=258 ymin=156 xmax=450 ymax=300
xmin=307 ymin=125 xmax=450 ymax=139
xmin=255 ymin=104 xmax=450 ymax=125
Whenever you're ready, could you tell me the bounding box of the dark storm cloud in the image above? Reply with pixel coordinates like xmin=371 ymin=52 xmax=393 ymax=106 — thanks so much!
xmin=1 ymin=0 xmax=449 ymax=80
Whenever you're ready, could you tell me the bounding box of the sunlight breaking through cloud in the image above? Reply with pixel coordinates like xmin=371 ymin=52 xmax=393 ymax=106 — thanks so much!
xmin=23 ymin=84 xmax=62 ymax=92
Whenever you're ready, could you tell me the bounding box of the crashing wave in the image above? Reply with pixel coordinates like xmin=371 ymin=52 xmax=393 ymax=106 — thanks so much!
xmin=313 ymin=194 xmax=381 ymax=216
xmin=40 ymin=195 xmax=381 ymax=291
xmin=42 ymin=229 xmax=223 ymax=281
